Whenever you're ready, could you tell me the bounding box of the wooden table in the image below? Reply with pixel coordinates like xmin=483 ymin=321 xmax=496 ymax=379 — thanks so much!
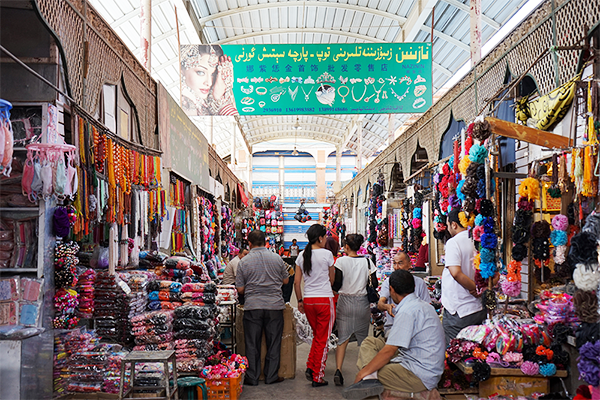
xmin=455 ymin=361 xmax=567 ymax=397
xmin=119 ymin=350 xmax=178 ymax=400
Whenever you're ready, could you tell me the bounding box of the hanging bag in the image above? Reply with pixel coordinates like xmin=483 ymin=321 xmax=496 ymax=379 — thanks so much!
xmin=364 ymin=258 xmax=379 ymax=303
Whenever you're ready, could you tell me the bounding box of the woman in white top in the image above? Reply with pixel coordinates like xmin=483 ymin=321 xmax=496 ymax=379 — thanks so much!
xmin=294 ymin=224 xmax=335 ymax=387
xmin=330 ymin=233 xmax=378 ymax=386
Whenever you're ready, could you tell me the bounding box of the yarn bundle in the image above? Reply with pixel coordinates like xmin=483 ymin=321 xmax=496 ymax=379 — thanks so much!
xmin=131 ymin=310 xmax=174 ymax=349
xmin=75 ymin=268 xmax=95 ymax=319
xmin=156 ymin=256 xmax=194 ymax=282
xmin=180 ymin=282 xmax=218 ymax=306
xmin=146 ymin=280 xmax=183 ymax=311
xmin=94 ymin=271 xmax=130 ymax=343
xmin=173 ymin=305 xmax=219 ymax=372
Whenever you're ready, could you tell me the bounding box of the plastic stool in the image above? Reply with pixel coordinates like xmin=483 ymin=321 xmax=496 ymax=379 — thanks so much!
xmin=172 ymin=377 xmax=207 ymax=400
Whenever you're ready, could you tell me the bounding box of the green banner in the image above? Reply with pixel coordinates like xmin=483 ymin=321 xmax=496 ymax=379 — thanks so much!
xmin=179 ymin=43 xmax=432 ymax=116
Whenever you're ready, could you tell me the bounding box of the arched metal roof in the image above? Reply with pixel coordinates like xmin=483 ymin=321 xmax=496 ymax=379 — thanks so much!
xmin=89 ymin=0 xmax=525 ymax=159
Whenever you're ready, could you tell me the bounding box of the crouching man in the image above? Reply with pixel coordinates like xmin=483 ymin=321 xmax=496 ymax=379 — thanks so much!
xmin=342 ymin=269 xmax=445 ymax=399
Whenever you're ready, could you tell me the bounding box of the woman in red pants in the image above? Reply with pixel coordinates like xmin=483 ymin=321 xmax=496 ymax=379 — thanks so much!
xmin=294 ymin=224 xmax=335 ymax=387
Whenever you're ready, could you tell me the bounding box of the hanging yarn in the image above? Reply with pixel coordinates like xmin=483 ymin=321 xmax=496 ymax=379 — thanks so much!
xmin=554 ymin=245 xmax=568 ymax=264
xmin=573 ymin=264 xmax=600 ymax=291
xmin=569 ymin=232 xmax=599 ymax=265
xmin=480 ymin=248 xmax=495 ymax=263
xmin=469 ymin=144 xmax=488 ymax=164
xmin=412 ymin=208 xmax=422 ymax=219
xmin=573 ymin=289 xmax=600 ymax=323
xmin=518 ymin=177 xmax=540 ymax=201
xmin=582 ymin=213 xmax=600 ymax=239
xmin=551 ymin=214 xmax=569 ymax=231
xmin=461 ymin=177 xmax=479 ymax=199
xmin=550 ymin=230 xmax=568 ymax=246
xmin=531 ymin=221 xmax=551 ymax=239
xmin=458 ymin=157 xmax=471 ymax=176
xmin=475 ymin=214 xmax=485 ymax=227
xmin=458 ymin=212 xmax=474 ymax=228
xmin=478 ymin=199 xmax=494 ymax=217
xmin=515 ymin=209 xmax=533 ymax=229
xmin=480 ymin=233 xmax=497 ymax=249
xmin=582 ymin=146 xmax=595 ymax=197
xmin=577 ymin=341 xmax=600 ymax=386
xmin=473 ymin=226 xmax=484 ymax=242
xmin=512 ymin=226 xmax=530 ymax=244
xmin=576 ymin=323 xmax=600 ymax=348
xmin=472 ymin=120 xmax=492 ymax=141
xmin=480 ymin=263 xmax=496 ymax=279
xmin=511 ymin=244 xmax=528 ymax=262
xmin=532 ymin=238 xmax=550 ymax=261
xmin=500 ymin=278 xmax=521 ymax=297
xmin=476 ymin=180 xmax=487 ymax=198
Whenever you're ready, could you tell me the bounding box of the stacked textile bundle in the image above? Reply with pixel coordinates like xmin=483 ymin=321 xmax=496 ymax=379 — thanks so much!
xmin=138 ymin=250 xmax=168 ymax=269
xmin=131 ymin=310 xmax=174 ymax=351
xmin=216 ymin=285 xmax=237 ymax=303
xmin=94 ymin=272 xmax=132 ymax=344
xmin=119 ymin=270 xmax=157 ymax=318
xmin=173 ymin=305 xmax=218 ymax=372
xmin=180 ymin=282 xmax=217 ymax=306
xmin=156 ymin=256 xmax=194 ymax=282
xmin=76 ymin=269 xmax=95 ymax=318
xmin=53 ymin=329 xmax=99 ymax=396
xmin=146 ymin=280 xmax=183 ymax=310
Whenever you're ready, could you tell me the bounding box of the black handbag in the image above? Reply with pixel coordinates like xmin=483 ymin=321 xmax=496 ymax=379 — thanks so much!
xmin=365 ymin=258 xmax=379 ymax=303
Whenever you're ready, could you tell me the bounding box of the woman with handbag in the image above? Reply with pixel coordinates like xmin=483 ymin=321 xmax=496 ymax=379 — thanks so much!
xmin=294 ymin=224 xmax=336 ymax=387
xmin=331 ymin=234 xmax=378 ymax=386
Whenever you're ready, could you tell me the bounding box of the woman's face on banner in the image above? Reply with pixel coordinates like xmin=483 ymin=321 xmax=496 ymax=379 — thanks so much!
xmin=183 ymin=54 xmax=217 ymax=101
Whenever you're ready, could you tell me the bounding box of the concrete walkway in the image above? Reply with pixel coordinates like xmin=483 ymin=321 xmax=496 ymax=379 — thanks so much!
xmin=240 ymin=341 xmax=378 ymax=400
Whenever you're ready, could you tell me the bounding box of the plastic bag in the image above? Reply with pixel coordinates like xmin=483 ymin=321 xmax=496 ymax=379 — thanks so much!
xmin=90 ymin=246 xmax=109 ymax=269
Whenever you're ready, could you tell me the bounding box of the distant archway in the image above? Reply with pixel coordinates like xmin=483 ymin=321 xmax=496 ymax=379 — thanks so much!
xmin=410 ymin=143 xmax=429 ymax=176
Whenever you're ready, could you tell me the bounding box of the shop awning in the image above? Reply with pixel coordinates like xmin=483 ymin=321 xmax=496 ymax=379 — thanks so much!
xmin=485 ymin=117 xmax=571 ymax=149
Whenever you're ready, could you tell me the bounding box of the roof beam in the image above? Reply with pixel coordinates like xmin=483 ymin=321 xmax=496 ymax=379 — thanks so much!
xmin=247 ymin=130 xmax=341 ymax=145
xmin=440 ymin=0 xmax=500 ymax=29
xmin=154 ymin=57 xmax=179 ymax=72
xmin=111 ymin=0 xmax=170 ymax=28
xmin=245 ymin=122 xmax=347 ymax=133
xmin=197 ymin=2 xmax=407 ymax=25
xmin=213 ymin=28 xmax=385 ymax=44
xmin=340 ymin=115 xmax=361 ymax=151
xmin=241 ymin=116 xmax=351 ymax=127
xmin=433 ymin=62 xmax=453 ymax=77
xmin=419 ymin=26 xmax=469 ymax=51
xmin=394 ymin=0 xmax=438 ymax=42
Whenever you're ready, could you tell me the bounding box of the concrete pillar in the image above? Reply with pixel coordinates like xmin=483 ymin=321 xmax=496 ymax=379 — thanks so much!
xmin=357 ymin=128 xmax=363 ymax=172
xmin=336 ymin=146 xmax=342 ymax=183
xmin=316 ymin=167 xmax=326 ymax=203
xmin=231 ymin=120 xmax=237 ymax=165
xmin=279 ymin=155 xmax=284 ymax=200
xmin=140 ymin=0 xmax=152 ymax=71
xmin=470 ymin=0 xmax=482 ymax=66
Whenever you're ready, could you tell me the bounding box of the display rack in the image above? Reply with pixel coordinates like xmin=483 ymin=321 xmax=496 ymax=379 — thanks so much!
xmin=219 ymin=300 xmax=237 ymax=354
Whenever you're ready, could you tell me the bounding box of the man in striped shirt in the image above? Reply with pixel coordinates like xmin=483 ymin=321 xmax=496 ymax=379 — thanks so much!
xmin=343 ymin=269 xmax=445 ymax=399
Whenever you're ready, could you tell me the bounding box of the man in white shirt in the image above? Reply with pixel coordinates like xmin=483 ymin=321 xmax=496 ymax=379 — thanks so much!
xmin=378 ymin=251 xmax=430 ymax=336
xmin=441 ymin=208 xmax=487 ymax=345
xmin=222 ymin=248 xmax=248 ymax=286
xmin=289 ymin=239 xmax=299 ymax=257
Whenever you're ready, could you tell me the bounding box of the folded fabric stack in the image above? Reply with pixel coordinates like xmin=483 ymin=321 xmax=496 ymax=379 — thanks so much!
xmin=146 ymin=280 xmax=183 ymax=311
xmin=76 ymin=269 xmax=95 ymax=319
xmin=119 ymin=270 xmax=157 ymax=319
xmin=180 ymin=282 xmax=217 ymax=306
xmin=138 ymin=250 xmax=168 ymax=270
xmin=173 ymin=305 xmax=218 ymax=372
xmin=131 ymin=310 xmax=174 ymax=347
xmin=155 ymin=256 xmax=194 ymax=282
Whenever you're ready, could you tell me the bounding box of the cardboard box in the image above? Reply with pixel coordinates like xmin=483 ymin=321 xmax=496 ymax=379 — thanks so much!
xmin=479 ymin=375 xmax=549 ymax=397
xmin=236 ymin=304 xmax=297 ymax=380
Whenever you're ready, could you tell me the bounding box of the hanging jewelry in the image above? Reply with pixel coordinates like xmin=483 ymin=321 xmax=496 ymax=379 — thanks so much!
xmin=351 ymin=85 xmax=367 ymax=102
xmin=337 ymin=86 xmax=350 ymax=103
xmin=288 ymin=86 xmax=299 ymax=101
xmin=301 ymin=86 xmax=314 ymax=102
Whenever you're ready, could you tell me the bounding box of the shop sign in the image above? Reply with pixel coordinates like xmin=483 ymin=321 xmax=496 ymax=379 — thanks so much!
xmin=157 ymin=83 xmax=209 ymax=190
xmin=180 ymin=43 xmax=432 ymax=116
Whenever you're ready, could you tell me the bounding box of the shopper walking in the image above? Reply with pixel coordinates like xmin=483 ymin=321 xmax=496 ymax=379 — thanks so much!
xmin=441 ymin=208 xmax=487 ymax=345
xmin=330 ymin=234 xmax=377 ymax=386
xmin=294 ymin=224 xmax=335 ymax=387
xmin=236 ymin=230 xmax=289 ymax=386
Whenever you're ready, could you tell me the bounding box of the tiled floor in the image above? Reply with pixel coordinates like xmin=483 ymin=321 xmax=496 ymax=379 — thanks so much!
xmin=239 ymin=341 xmax=379 ymax=400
